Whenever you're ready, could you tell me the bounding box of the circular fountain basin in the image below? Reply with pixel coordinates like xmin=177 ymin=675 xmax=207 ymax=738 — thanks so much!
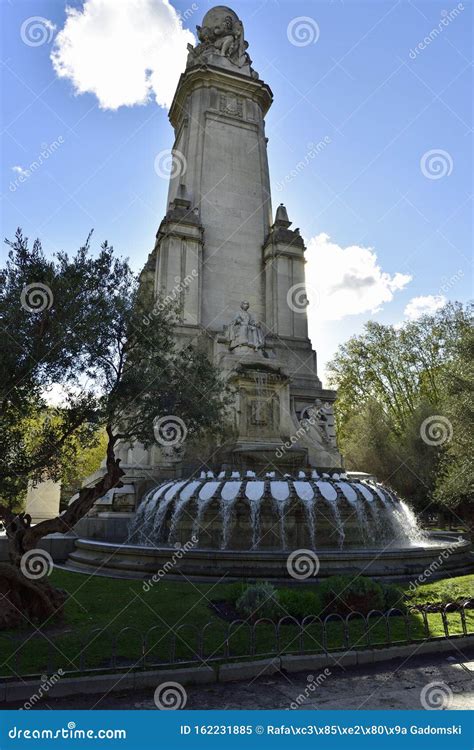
xmin=67 ymin=533 xmax=472 ymax=582
xmin=67 ymin=472 xmax=474 ymax=581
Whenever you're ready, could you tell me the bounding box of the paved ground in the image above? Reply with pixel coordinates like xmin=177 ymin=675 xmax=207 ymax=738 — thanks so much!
xmin=3 ymin=648 xmax=473 ymax=711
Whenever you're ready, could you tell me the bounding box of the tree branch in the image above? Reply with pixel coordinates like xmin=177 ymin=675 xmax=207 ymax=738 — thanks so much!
xmin=22 ymin=425 xmax=124 ymax=550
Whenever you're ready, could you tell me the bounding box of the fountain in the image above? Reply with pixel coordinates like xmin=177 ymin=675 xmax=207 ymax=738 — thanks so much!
xmin=130 ymin=472 xmax=429 ymax=551
xmin=69 ymin=469 xmax=471 ymax=581
xmin=67 ymin=6 xmax=472 ymax=582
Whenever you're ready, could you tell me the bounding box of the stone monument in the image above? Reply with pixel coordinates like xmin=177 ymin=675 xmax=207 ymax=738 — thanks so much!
xmin=68 ymin=7 xmax=472 ymax=581
xmin=100 ymin=5 xmax=341 ymax=494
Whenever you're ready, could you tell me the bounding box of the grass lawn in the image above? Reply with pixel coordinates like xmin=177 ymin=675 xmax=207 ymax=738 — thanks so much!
xmin=1 ymin=571 xmax=472 ymax=679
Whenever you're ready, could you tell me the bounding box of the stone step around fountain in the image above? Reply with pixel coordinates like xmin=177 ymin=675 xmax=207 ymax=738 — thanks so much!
xmin=65 ymin=533 xmax=473 ymax=582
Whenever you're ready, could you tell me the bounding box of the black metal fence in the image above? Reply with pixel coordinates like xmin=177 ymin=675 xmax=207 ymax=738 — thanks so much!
xmin=1 ymin=602 xmax=472 ymax=681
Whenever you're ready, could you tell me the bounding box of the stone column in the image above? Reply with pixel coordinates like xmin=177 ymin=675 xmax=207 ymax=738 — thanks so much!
xmin=263 ymin=203 xmax=308 ymax=339
xmin=166 ymin=11 xmax=273 ymax=331
xmin=154 ymin=185 xmax=203 ymax=326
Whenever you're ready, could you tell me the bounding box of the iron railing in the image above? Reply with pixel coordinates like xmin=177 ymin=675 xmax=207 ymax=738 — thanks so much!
xmin=1 ymin=601 xmax=472 ymax=681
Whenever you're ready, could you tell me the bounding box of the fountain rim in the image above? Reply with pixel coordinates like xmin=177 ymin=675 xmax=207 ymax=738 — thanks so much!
xmin=66 ymin=531 xmax=473 ymax=583
xmin=74 ymin=531 xmax=470 ymax=558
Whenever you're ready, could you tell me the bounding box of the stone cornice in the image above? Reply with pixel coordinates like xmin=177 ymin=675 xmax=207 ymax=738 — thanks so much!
xmin=169 ymin=64 xmax=273 ymax=128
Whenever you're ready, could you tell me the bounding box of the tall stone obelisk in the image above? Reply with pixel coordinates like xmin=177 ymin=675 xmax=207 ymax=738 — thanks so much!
xmin=139 ymin=5 xmax=342 ymax=475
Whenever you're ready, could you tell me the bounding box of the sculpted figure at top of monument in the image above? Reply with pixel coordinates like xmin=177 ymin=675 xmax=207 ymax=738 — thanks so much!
xmin=227 ymin=301 xmax=265 ymax=352
xmin=186 ymin=6 xmax=258 ymax=78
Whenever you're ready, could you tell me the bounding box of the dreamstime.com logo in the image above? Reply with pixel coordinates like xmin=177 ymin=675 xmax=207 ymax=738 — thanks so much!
xmin=142 ymin=270 xmax=198 ymax=326
xmin=21 ymin=671 xmax=64 ymax=710
xmin=287 ymin=16 xmax=320 ymax=47
xmin=154 ymin=681 xmax=188 ymax=710
xmin=8 ymin=723 xmax=127 ymax=740
xmin=287 ymin=549 xmax=320 ymax=580
xmin=20 ymin=282 xmax=54 ymax=313
xmin=286 ymin=282 xmax=320 ymax=314
xmin=420 ymin=149 xmax=453 ymax=180
xmin=20 ymin=16 xmax=55 ymax=46
xmin=408 ymin=539 xmax=462 ymax=591
xmin=10 ymin=137 xmax=65 ymax=192
xmin=20 ymin=549 xmax=53 ymax=579
xmin=409 ymin=4 xmax=465 ymax=60
xmin=143 ymin=537 xmax=198 ymax=592
xmin=177 ymin=2 xmax=199 ymax=22
xmin=153 ymin=415 xmax=188 ymax=446
xmin=289 ymin=669 xmax=331 ymax=709
xmin=420 ymin=681 xmax=453 ymax=710
xmin=154 ymin=149 xmax=187 ymax=179
xmin=420 ymin=415 xmax=453 ymax=446
xmin=439 ymin=269 xmax=464 ymax=295
xmin=276 ymin=138 xmax=331 ymax=192
xmin=275 ymin=414 xmax=318 ymax=459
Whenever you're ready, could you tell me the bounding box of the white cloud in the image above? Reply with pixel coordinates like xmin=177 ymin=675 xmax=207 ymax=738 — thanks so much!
xmin=404 ymin=294 xmax=447 ymax=321
xmin=305 ymin=232 xmax=412 ymax=321
xmin=51 ymin=0 xmax=195 ymax=110
xmin=12 ymin=165 xmax=29 ymax=177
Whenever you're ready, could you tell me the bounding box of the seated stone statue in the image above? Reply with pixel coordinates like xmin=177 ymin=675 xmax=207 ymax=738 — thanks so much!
xmin=228 ymin=301 xmax=265 ymax=352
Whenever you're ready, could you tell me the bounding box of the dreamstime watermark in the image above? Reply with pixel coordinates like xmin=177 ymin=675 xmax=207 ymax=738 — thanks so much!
xmin=21 ymin=671 xmax=64 ymax=710
xmin=420 ymin=415 xmax=453 ymax=446
xmin=276 ymin=138 xmax=331 ymax=191
xmin=154 ymin=681 xmax=187 ymax=710
xmin=20 ymin=16 xmax=55 ymax=47
xmin=287 ymin=549 xmax=320 ymax=580
xmin=287 ymin=16 xmax=320 ymax=47
xmin=408 ymin=538 xmax=462 ymax=591
xmin=289 ymin=669 xmax=331 ymax=709
xmin=154 ymin=149 xmax=187 ymax=179
xmin=420 ymin=681 xmax=453 ymax=710
xmin=9 ymin=137 xmax=65 ymax=192
xmin=20 ymin=282 xmax=54 ymax=313
xmin=286 ymin=282 xmax=320 ymax=315
xmin=143 ymin=537 xmax=198 ymax=592
xmin=177 ymin=2 xmax=199 ymax=22
xmin=439 ymin=269 xmax=464 ymax=295
xmin=8 ymin=725 xmax=126 ymax=740
xmin=275 ymin=414 xmax=317 ymax=459
xmin=409 ymin=4 xmax=465 ymax=60
xmin=153 ymin=415 xmax=188 ymax=446
xmin=420 ymin=149 xmax=453 ymax=180
xmin=20 ymin=549 xmax=53 ymax=579
xmin=143 ymin=270 xmax=198 ymax=326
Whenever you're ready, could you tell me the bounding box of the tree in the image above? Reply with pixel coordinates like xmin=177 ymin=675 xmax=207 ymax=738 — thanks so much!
xmin=327 ymin=303 xmax=471 ymax=514
xmin=0 ymin=230 xmax=228 ymax=627
xmin=434 ymin=310 xmax=474 ymax=526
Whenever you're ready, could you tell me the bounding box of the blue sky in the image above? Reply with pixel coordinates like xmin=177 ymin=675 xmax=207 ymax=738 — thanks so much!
xmin=1 ymin=0 xmax=472 ymax=381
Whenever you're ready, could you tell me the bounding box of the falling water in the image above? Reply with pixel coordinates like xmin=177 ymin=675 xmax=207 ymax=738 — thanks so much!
xmin=270 ymin=481 xmax=290 ymax=549
xmin=220 ymin=481 xmax=242 ymax=549
xmin=149 ymin=481 xmax=186 ymax=541
xmin=246 ymin=481 xmax=265 ymax=549
xmin=168 ymin=480 xmax=202 ymax=543
xmin=294 ymin=481 xmax=316 ymax=547
xmin=192 ymin=480 xmax=221 ymax=543
xmin=129 ymin=482 xmax=175 ymax=543
xmin=316 ymin=481 xmax=345 ymax=549
xmin=351 ymin=482 xmax=388 ymax=543
xmin=129 ymin=476 xmax=429 ymax=551
xmin=336 ymin=481 xmax=371 ymax=544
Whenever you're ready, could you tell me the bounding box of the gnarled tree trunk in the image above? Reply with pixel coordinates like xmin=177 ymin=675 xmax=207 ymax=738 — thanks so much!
xmin=0 ymin=427 xmax=124 ymax=629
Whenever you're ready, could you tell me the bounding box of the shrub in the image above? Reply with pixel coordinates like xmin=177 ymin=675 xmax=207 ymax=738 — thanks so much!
xmin=318 ymin=575 xmax=385 ymax=616
xmin=225 ymin=581 xmax=248 ymax=605
xmin=382 ymin=583 xmax=405 ymax=612
xmin=235 ymin=582 xmax=280 ymax=621
xmin=278 ymin=588 xmax=320 ymax=619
